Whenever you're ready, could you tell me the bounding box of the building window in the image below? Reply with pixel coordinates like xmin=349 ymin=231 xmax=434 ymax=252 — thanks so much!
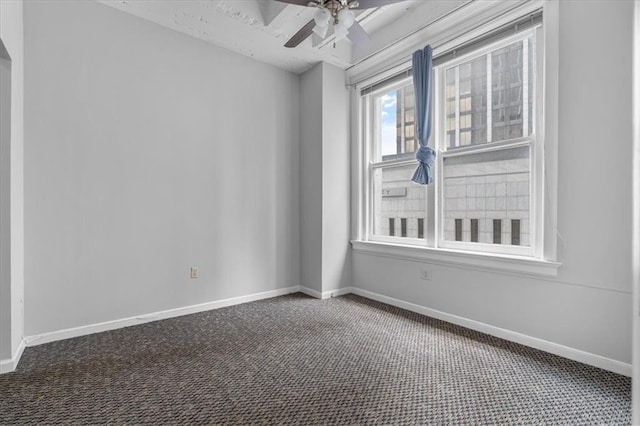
xmin=360 ymin=14 xmax=543 ymax=258
xmin=470 ymin=219 xmax=479 ymax=242
xmin=455 ymin=219 xmax=463 ymax=241
xmin=511 ymin=219 xmax=521 ymax=246
xmin=493 ymin=219 xmax=502 ymax=244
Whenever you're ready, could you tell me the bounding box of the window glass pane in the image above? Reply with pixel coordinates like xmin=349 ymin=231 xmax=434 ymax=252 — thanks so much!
xmin=491 ymin=40 xmax=524 ymax=142
xmin=373 ymin=82 xmax=418 ymax=162
xmin=374 ymin=89 xmax=398 ymax=159
xmin=372 ymin=164 xmax=427 ymax=239
xmin=444 ymin=36 xmax=534 ymax=150
xmin=441 ymin=145 xmax=530 ymax=246
xmin=458 ymin=55 xmax=487 ymax=147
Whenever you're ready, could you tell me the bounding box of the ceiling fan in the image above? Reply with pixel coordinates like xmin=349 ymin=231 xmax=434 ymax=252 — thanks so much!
xmin=275 ymin=0 xmax=407 ymax=48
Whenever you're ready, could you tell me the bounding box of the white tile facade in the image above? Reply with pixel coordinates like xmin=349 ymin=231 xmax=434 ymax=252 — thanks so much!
xmin=376 ymin=164 xmax=426 ymax=238
xmin=375 ymin=157 xmax=530 ymax=246
xmin=443 ymin=156 xmax=530 ymax=246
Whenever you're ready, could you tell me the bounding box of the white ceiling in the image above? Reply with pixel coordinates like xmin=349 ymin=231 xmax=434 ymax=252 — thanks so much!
xmin=97 ymin=0 xmax=447 ymax=74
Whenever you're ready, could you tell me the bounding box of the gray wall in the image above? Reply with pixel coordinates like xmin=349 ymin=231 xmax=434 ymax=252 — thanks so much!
xmin=299 ymin=63 xmax=323 ymax=293
xmin=632 ymin=0 xmax=640 ymax=419
xmin=0 ymin=0 xmax=24 ymax=367
xmin=299 ymin=62 xmax=351 ymax=295
xmin=0 ymin=44 xmax=11 ymax=360
xmin=23 ymin=0 xmax=300 ymax=336
xmin=320 ymin=63 xmax=350 ymax=294
xmin=352 ymin=0 xmax=634 ymax=365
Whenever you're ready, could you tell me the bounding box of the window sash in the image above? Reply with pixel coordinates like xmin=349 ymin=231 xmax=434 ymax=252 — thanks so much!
xmin=434 ymin=30 xmax=538 ymax=257
xmin=368 ymin=76 xmax=416 ymax=165
xmin=367 ymin=160 xmax=429 ymax=246
xmin=436 ymin=139 xmax=534 ymax=255
xmin=441 ymin=30 xmax=535 ymax=151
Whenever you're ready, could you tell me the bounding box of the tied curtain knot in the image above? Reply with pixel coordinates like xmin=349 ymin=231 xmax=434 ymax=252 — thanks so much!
xmin=412 ymin=145 xmax=436 ymax=186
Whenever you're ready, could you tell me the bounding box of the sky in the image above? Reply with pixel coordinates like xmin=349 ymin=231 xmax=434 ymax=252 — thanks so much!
xmin=380 ymin=90 xmax=397 ymax=157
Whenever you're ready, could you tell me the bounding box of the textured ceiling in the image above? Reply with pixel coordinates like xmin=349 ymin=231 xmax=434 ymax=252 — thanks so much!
xmin=97 ymin=0 xmax=431 ymax=74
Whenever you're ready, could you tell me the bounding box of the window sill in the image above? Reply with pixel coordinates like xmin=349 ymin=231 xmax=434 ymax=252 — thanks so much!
xmin=350 ymin=240 xmax=561 ymax=277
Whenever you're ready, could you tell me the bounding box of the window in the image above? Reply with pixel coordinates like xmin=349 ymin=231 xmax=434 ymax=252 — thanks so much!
xmin=455 ymin=219 xmax=463 ymax=241
xmin=493 ymin=219 xmax=502 ymax=244
xmin=438 ymin=31 xmax=536 ymax=256
xmin=470 ymin=219 xmax=479 ymax=242
xmin=511 ymin=219 xmax=521 ymax=246
xmin=359 ymin=13 xmax=545 ymax=260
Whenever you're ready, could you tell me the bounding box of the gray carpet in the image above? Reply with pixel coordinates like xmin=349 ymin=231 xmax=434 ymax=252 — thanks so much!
xmin=0 ymin=293 xmax=631 ymax=425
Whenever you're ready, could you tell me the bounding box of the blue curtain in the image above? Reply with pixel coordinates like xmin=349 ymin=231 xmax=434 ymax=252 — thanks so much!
xmin=411 ymin=45 xmax=436 ymax=185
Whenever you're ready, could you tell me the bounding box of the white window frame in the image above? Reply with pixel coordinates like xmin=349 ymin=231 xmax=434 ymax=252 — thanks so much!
xmin=435 ymin=28 xmax=542 ymax=258
xmin=349 ymin=1 xmax=560 ymax=277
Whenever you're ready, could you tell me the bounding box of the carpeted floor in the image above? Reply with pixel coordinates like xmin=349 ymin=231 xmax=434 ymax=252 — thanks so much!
xmin=0 ymin=293 xmax=632 ymax=425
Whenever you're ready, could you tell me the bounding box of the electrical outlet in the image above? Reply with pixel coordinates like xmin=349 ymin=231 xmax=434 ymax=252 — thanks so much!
xmin=420 ymin=269 xmax=432 ymax=281
xmin=190 ymin=267 xmax=200 ymax=279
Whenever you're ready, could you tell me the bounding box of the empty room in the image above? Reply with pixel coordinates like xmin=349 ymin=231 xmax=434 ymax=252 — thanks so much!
xmin=1 ymin=0 xmax=639 ymax=423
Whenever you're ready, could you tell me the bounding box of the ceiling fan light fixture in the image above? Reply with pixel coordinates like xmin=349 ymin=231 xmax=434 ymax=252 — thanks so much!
xmin=313 ymin=7 xmax=331 ymax=27
xmin=334 ymin=22 xmax=350 ymax=41
xmin=312 ymin=23 xmax=330 ymax=38
xmin=279 ymin=0 xmax=404 ymax=48
xmin=337 ymin=8 xmax=356 ymax=28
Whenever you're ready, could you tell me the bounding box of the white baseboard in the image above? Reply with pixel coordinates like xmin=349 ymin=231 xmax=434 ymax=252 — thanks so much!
xmin=24 ymin=286 xmax=301 ymax=348
xmin=300 ymin=286 xmax=352 ymax=300
xmin=350 ymin=287 xmax=632 ymax=377
xmin=6 ymin=285 xmax=631 ymax=378
xmin=0 ymin=338 xmax=25 ymax=374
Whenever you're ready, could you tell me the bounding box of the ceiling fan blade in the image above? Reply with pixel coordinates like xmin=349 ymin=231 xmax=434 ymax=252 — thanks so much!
xmin=351 ymin=0 xmax=408 ymax=9
xmin=285 ymin=19 xmax=316 ymax=48
xmin=347 ymin=21 xmax=371 ymax=45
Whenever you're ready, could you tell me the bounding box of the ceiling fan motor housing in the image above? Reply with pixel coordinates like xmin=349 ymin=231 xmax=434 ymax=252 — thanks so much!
xmin=307 ymin=0 xmax=360 ymax=19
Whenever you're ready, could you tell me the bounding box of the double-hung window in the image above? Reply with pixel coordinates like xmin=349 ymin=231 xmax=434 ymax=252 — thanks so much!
xmin=360 ymin=14 xmax=544 ymax=259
